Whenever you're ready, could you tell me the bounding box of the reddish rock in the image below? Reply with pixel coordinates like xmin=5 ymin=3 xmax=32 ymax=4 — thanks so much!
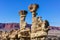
xmin=0 ymin=23 xmax=5 ymax=29
xmin=4 ymin=23 xmax=13 ymax=30
xmin=0 ymin=23 xmax=60 ymax=31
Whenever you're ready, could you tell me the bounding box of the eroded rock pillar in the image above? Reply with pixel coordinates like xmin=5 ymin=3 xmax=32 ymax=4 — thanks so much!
xmin=28 ymin=4 xmax=39 ymax=33
xmin=19 ymin=10 xmax=27 ymax=31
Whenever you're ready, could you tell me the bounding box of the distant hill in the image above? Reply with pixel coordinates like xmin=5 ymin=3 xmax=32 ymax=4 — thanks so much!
xmin=0 ymin=23 xmax=31 ymax=31
xmin=0 ymin=23 xmax=60 ymax=31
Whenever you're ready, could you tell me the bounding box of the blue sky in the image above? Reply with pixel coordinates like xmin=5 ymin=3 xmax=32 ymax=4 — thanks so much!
xmin=0 ymin=0 xmax=60 ymax=27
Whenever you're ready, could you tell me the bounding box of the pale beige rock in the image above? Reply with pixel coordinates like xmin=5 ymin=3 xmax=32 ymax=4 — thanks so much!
xmin=29 ymin=4 xmax=39 ymax=33
xmin=41 ymin=37 xmax=46 ymax=40
xmin=19 ymin=10 xmax=31 ymax=39
xmin=28 ymin=4 xmax=39 ymax=12
xmin=10 ymin=38 xmax=14 ymax=40
xmin=8 ymin=30 xmax=18 ymax=39
xmin=0 ymin=4 xmax=49 ymax=40
xmin=35 ymin=17 xmax=43 ymax=32
xmin=28 ymin=4 xmax=49 ymax=40
xmin=20 ymin=28 xmax=30 ymax=37
xmin=18 ymin=30 xmax=21 ymax=38
xmin=1 ymin=31 xmax=8 ymax=40
xmin=19 ymin=10 xmax=27 ymax=31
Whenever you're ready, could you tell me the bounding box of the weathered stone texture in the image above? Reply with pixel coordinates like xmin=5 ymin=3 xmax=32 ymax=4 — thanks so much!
xmin=0 ymin=4 xmax=50 ymax=40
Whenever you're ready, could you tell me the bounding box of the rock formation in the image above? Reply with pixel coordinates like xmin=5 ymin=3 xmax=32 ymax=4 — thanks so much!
xmin=28 ymin=4 xmax=49 ymax=40
xmin=0 ymin=4 xmax=50 ymax=40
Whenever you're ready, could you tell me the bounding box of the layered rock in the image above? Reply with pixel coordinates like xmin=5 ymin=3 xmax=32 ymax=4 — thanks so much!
xmin=0 ymin=23 xmax=60 ymax=31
